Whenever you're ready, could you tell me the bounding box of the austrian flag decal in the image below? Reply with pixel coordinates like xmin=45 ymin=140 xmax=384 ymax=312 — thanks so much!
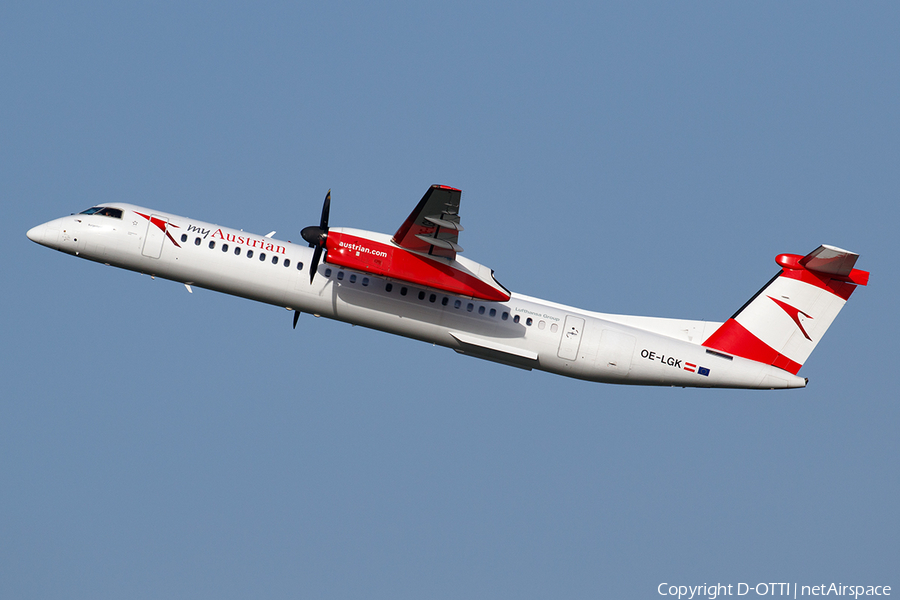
xmin=684 ymin=363 xmax=710 ymax=376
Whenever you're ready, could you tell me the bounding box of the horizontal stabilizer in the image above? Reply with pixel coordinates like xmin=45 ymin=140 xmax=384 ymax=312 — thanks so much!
xmin=777 ymin=245 xmax=869 ymax=286
xmin=800 ymin=244 xmax=858 ymax=276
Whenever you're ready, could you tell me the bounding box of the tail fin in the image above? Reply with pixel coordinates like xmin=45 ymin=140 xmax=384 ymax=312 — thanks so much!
xmin=703 ymin=245 xmax=869 ymax=374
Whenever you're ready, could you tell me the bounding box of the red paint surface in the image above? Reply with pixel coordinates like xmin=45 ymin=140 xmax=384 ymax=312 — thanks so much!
xmin=777 ymin=267 xmax=858 ymax=301
xmin=703 ymin=319 xmax=803 ymax=375
xmin=135 ymin=211 xmax=181 ymax=248
xmin=325 ymin=231 xmax=510 ymax=301
xmin=776 ymin=253 xmax=869 ymax=291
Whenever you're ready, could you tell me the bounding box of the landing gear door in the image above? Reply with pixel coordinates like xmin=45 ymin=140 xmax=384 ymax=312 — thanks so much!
xmin=557 ymin=315 xmax=585 ymax=361
xmin=141 ymin=215 xmax=168 ymax=259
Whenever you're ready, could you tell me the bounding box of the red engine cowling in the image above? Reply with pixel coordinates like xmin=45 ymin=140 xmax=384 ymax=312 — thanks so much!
xmin=325 ymin=230 xmax=510 ymax=302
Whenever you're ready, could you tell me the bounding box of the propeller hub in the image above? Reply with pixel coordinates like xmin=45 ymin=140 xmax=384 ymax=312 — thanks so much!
xmin=301 ymin=225 xmax=326 ymax=247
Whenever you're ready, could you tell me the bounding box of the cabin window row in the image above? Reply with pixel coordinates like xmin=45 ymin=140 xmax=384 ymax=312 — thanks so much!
xmin=322 ymin=268 xmax=370 ymax=286
xmin=377 ymin=281 xmax=511 ymax=321
xmin=376 ymin=277 xmax=556 ymax=331
xmin=177 ymin=236 xmax=552 ymax=331
xmin=509 ymin=315 xmax=558 ymax=332
xmin=181 ymin=234 xmax=304 ymax=271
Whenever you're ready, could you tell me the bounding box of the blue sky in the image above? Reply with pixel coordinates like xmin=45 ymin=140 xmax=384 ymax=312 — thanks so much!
xmin=2 ymin=2 xmax=897 ymax=598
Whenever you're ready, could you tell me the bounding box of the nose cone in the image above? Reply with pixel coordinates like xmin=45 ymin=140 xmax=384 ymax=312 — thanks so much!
xmin=27 ymin=224 xmax=46 ymax=245
xmin=27 ymin=220 xmax=62 ymax=249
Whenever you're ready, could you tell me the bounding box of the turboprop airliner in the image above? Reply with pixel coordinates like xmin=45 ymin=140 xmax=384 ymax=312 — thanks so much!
xmin=27 ymin=185 xmax=869 ymax=389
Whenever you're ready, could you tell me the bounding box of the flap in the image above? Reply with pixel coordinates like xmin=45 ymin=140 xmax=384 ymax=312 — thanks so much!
xmin=392 ymin=185 xmax=463 ymax=259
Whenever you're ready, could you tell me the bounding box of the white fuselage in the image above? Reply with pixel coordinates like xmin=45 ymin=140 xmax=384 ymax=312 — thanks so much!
xmin=27 ymin=204 xmax=807 ymax=389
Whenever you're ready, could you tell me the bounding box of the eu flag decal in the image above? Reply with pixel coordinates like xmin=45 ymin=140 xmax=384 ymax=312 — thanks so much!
xmin=698 ymin=367 xmax=710 ymax=377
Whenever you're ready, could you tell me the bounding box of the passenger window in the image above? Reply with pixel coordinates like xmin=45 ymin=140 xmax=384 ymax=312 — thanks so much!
xmin=454 ymin=300 xmax=461 ymax=309
xmin=429 ymin=294 xmax=436 ymax=303
xmin=337 ymin=271 xmax=344 ymax=280
xmin=324 ymin=268 xmax=332 ymax=277
xmin=235 ymin=247 xmax=241 ymax=255
xmin=386 ymin=283 xmax=393 ymax=292
xmin=400 ymin=287 xmax=408 ymax=296
xmin=209 ymin=241 xmax=215 ymax=249
xmin=513 ymin=315 xmax=520 ymax=323
xmin=284 ymin=258 xmax=290 ymax=267
xmin=550 ymin=323 xmax=559 ymax=333
xmin=194 ymin=237 xmax=201 ymax=246
xmin=272 ymin=256 xmax=278 ymax=265
xmin=362 ymin=277 xmax=369 ymax=286
xmin=181 ymin=234 xmax=188 ymax=243
xmin=222 ymin=244 xmax=229 ymax=252
xmin=349 ymin=274 xmax=357 ymax=283
xmin=296 ymin=262 xmax=303 ymax=271
xmin=526 ymin=317 xmax=533 ymax=326
xmin=259 ymin=253 xmax=266 ymax=261
xmin=478 ymin=306 xmax=485 ymax=315
xmin=247 ymin=250 xmax=254 ymax=258
xmin=466 ymin=303 xmax=474 ymax=312
xmin=418 ymin=291 xmax=425 ymax=300
xmin=489 ymin=308 xmax=496 ymax=317
xmin=538 ymin=320 xmax=545 ymax=330
xmin=441 ymin=297 xmax=448 ymax=306
xmin=502 ymin=312 xmax=509 ymax=321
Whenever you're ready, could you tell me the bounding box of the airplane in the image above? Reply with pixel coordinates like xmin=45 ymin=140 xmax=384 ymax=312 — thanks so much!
xmin=26 ymin=184 xmax=869 ymax=389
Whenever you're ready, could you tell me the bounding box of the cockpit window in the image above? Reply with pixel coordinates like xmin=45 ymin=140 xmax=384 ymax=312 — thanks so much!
xmin=80 ymin=206 xmax=123 ymax=219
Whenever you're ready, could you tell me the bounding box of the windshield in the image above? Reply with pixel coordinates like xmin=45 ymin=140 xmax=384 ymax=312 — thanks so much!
xmin=79 ymin=206 xmax=123 ymax=219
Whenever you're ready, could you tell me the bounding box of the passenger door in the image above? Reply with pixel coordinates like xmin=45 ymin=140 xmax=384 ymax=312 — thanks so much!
xmin=557 ymin=315 xmax=585 ymax=361
xmin=141 ymin=215 xmax=168 ymax=258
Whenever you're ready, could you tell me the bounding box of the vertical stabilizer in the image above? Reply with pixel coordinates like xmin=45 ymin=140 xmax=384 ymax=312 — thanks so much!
xmin=702 ymin=245 xmax=869 ymax=374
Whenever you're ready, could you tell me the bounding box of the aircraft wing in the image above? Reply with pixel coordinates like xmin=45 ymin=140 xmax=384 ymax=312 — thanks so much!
xmin=392 ymin=185 xmax=464 ymax=260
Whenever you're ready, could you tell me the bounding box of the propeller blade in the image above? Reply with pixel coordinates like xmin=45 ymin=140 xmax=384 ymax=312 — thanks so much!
xmin=292 ymin=310 xmax=301 ymax=329
xmin=303 ymin=189 xmax=332 ymax=284
xmin=320 ymin=189 xmax=331 ymax=229
xmin=309 ymin=243 xmax=323 ymax=284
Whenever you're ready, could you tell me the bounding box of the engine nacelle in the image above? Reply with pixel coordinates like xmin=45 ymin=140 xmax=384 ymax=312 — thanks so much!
xmin=325 ymin=228 xmax=510 ymax=301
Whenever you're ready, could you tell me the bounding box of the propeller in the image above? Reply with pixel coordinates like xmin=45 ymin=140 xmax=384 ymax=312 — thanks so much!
xmin=301 ymin=189 xmax=331 ymax=284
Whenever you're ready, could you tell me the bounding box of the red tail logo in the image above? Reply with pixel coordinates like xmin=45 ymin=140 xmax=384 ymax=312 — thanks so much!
xmin=767 ymin=296 xmax=813 ymax=341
